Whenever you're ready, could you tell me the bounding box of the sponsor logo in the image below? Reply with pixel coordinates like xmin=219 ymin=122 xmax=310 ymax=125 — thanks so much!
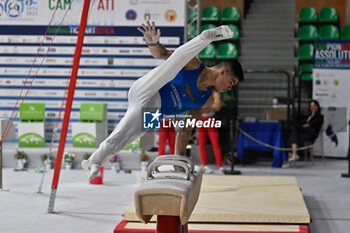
xmin=46 ymin=58 xmax=56 ymax=63
xmin=162 ymin=117 xmax=222 ymax=129
xmin=119 ymin=50 xmax=130 ymax=53
xmin=85 ymin=92 xmax=96 ymax=96
xmin=102 ymin=70 xmax=116 ymax=75
xmin=323 ymin=80 xmax=331 ymax=85
xmin=165 ymin=10 xmax=176 ymax=22
xmin=82 ymin=81 xmax=97 ymax=85
xmin=144 ymin=13 xmax=150 ymax=20
xmin=315 ymin=93 xmax=329 ymax=97
xmin=333 ymin=80 xmax=339 ymax=86
xmin=132 ymin=49 xmax=143 ymax=53
xmin=47 ymin=112 xmax=56 ymax=117
xmin=72 ymin=133 xmax=96 ymax=147
xmin=126 ymin=9 xmax=137 ymax=21
xmin=89 ymin=48 xmax=98 ymax=54
xmin=34 ymin=80 xmax=46 ymax=84
xmin=143 ymin=110 xmax=161 ymax=129
xmin=130 ymin=0 xmax=138 ymax=5
xmin=143 ymin=109 xmax=222 ymax=130
xmin=0 ymin=0 xmax=38 ymax=18
xmin=143 ymin=11 xmax=160 ymax=21
xmin=45 ymin=91 xmax=58 ymax=96
xmin=18 ymin=133 xmax=44 ymax=147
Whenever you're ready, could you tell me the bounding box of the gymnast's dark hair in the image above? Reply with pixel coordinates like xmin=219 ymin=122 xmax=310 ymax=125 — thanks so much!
xmin=218 ymin=59 xmax=244 ymax=81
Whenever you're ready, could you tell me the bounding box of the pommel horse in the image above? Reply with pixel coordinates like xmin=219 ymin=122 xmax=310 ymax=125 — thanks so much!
xmin=134 ymin=155 xmax=203 ymax=233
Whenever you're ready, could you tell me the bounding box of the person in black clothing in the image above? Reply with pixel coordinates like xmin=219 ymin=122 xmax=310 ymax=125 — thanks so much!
xmin=283 ymin=100 xmax=324 ymax=168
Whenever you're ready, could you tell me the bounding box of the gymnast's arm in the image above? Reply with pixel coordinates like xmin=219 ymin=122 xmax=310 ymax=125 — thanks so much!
xmin=137 ymin=21 xmax=201 ymax=69
xmin=137 ymin=21 xmax=173 ymax=59
xmin=174 ymin=108 xmax=203 ymax=155
xmin=174 ymin=95 xmax=214 ymax=155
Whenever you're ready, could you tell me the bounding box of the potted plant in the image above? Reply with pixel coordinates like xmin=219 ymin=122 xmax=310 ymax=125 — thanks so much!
xmin=109 ymin=154 xmax=121 ymax=173
xmin=41 ymin=154 xmax=54 ymax=170
xmin=14 ymin=150 xmax=28 ymax=170
xmin=63 ymin=152 xmax=75 ymax=169
xmin=140 ymin=150 xmax=149 ymax=172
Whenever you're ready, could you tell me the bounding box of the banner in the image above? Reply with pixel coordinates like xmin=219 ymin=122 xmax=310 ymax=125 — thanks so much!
xmin=313 ymin=41 xmax=350 ymax=157
xmin=0 ymin=0 xmax=186 ymax=144
xmin=19 ymin=103 xmax=45 ymax=121
xmin=314 ymin=41 xmax=350 ymax=68
xmin=0 ymin=0 xmax=185 ymax=26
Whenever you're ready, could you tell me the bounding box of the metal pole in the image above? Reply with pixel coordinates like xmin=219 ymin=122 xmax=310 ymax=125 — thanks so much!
xmin=0 ymin=142 xmax=2 ymax=190
xmin=286 ymin=72 xmax=291 ymax=124
xmin=298 ymin=72 xmax=302 ymax=123
xmin=291 ymin=71 xmax=296 ymax=124
xmin=224 ymin=85 xmax=241 ymax=175
xmin=341 ymin=120 xmax=350 ymax=178
xmin=48 ymin=0 xmax=91 ymax=213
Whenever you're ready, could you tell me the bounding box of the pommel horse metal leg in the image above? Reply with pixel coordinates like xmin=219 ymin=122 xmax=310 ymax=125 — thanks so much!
xmin=134 ymin=155 xmax=203 ymax=233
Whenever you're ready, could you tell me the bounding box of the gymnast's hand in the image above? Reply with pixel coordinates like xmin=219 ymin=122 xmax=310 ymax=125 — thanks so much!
xmin=137 ymin=21 xmax=161 ymax=46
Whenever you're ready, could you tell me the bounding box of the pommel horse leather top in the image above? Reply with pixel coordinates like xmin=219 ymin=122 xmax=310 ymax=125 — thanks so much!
xmin=134 ymin=155 xmax=203 ymax=225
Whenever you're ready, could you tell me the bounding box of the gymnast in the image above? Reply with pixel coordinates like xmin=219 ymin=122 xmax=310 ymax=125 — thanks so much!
xmin=82 ymin=21 xmax=244 ymax=180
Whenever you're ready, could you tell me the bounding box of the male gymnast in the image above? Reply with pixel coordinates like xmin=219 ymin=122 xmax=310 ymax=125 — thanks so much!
xmin=82 ymin=21 xmax=244 ymax=180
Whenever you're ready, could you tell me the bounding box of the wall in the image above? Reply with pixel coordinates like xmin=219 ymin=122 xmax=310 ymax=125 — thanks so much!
xmin=296 ymin=0 xmax=347 ymax=26
xmin=347 ymin=0 xmax=350 ymax=24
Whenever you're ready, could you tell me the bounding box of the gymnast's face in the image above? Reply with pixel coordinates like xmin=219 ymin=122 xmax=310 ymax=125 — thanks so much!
xmin=215 ymin=68 xmax=239 ymax=92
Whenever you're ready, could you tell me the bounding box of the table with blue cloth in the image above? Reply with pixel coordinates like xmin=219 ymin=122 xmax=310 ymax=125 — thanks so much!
xmin=236 ymin=121 xmax=287 ymax=167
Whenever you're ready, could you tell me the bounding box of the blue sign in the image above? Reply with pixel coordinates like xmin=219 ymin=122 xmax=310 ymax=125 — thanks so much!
xmin=314 ymin=41 xmax=350 ymax=68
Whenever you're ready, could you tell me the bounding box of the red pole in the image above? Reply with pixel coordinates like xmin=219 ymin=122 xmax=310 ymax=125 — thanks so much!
xmin=156 ymin=216 xmax=182 ymax=233
xmin=48 ymin=0 xmax=91 ymax=213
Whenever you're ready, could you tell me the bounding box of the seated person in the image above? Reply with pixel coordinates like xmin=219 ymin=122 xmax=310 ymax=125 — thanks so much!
xmin=283 ymin=100 xmax=323 ymax=168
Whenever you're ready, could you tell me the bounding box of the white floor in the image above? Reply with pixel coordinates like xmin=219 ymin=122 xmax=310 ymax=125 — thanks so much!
xmin=1 ymin=168 xmax=137 ymax=233
xmin=1 ymin=159 xmax=350 ymax=233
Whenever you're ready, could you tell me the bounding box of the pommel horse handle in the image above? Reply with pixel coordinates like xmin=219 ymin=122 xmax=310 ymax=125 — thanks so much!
xmin=147 ymin=160 xmax=191 ymax=180
xmin=134 ymin=155 xmax=203 ymax=233
xmin=154 ymin=155 xmax=195 ymax=173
